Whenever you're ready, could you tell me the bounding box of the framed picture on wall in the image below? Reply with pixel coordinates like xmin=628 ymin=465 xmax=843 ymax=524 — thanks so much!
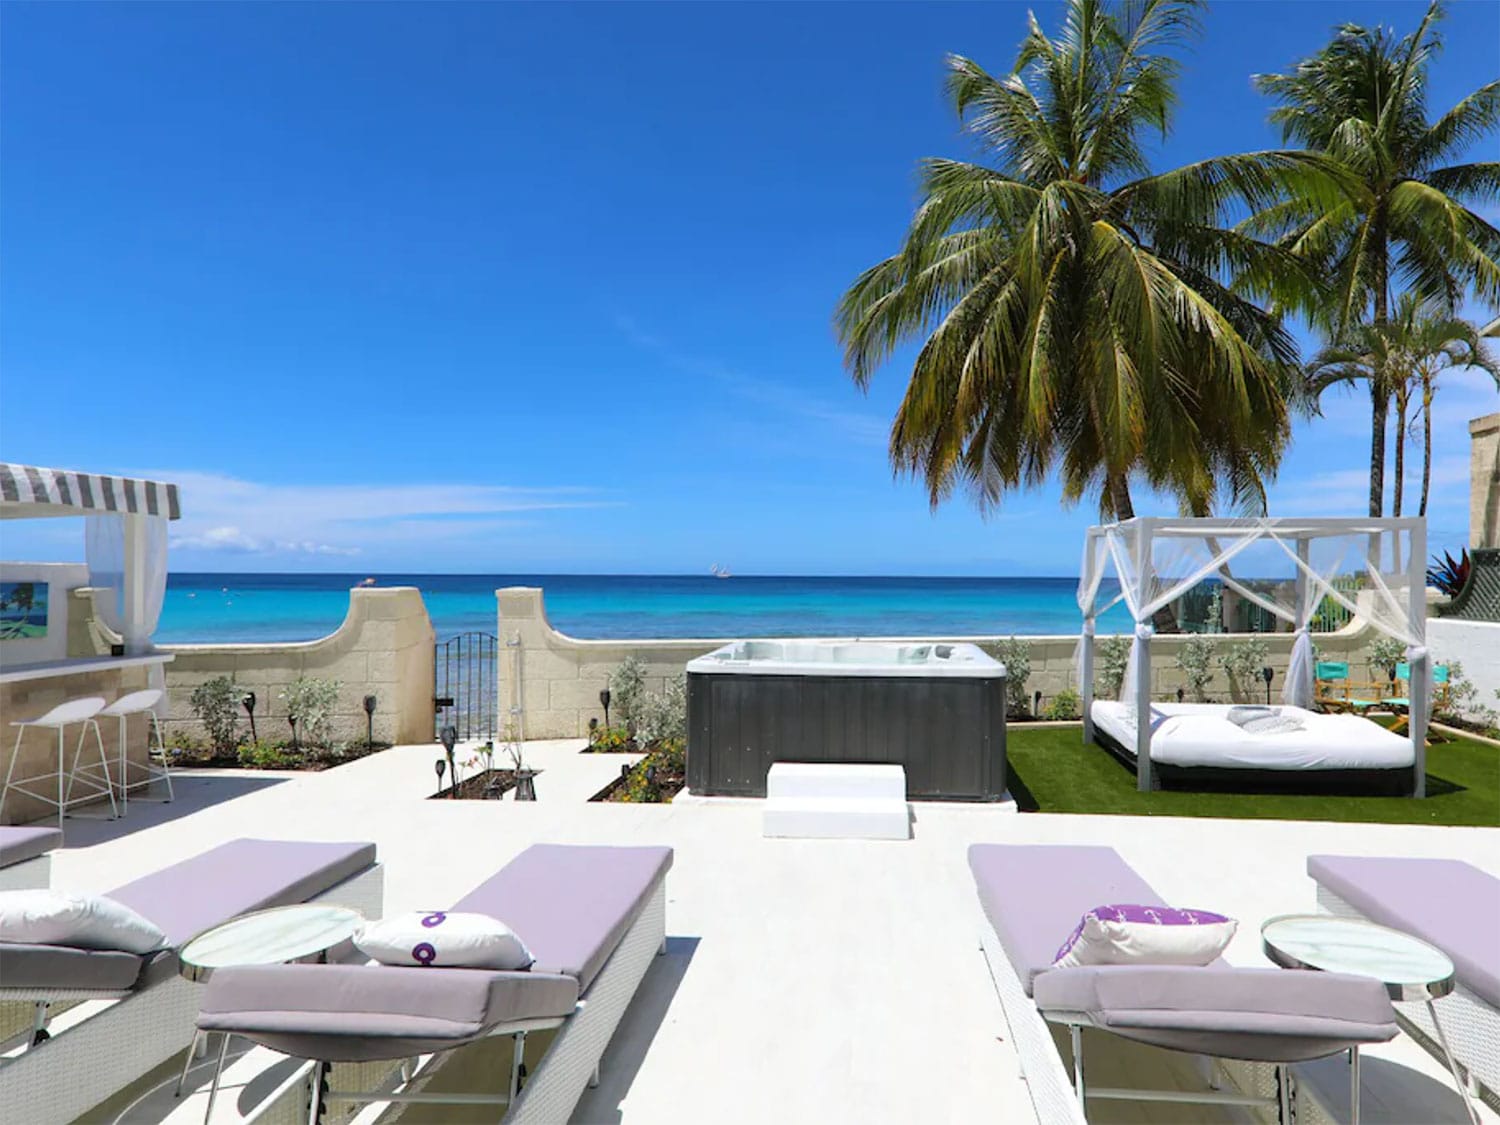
xmin=0 ymin=582 xmax=48 ymax=639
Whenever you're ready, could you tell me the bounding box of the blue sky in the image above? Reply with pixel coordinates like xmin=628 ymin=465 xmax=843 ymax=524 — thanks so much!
xmin=3 ymin=1 xmax=1497 ymax=575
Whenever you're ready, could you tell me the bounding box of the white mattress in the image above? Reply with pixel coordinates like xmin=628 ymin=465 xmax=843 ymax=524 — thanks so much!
xmin=1090 ymin=701 xmax=1415 ymax=771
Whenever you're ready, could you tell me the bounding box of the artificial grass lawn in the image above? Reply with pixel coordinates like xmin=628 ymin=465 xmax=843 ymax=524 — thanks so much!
xmin=1007 ymin=723 xmax=1500 ymax=827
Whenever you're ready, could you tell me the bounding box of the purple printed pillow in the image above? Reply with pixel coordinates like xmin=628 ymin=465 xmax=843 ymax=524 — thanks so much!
xmin=354 ymin=911 xmax=533 ymax=970
xmin=1053 ymin=904 xmax=1236 ymax=969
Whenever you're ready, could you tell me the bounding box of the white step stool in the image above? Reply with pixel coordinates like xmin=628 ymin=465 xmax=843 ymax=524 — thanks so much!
xmin=762 ymin=762 xmax=909 ymax=840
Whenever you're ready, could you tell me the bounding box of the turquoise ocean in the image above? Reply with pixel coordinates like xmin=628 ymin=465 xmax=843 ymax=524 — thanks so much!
xmin=157 ymin=574 xmax=1131 ymax=644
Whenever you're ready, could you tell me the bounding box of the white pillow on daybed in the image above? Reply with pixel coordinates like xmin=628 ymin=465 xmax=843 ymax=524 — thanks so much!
xmin=356 ymin=911 xmax=533 ymax=970
xmin=0 ymin=889 xmax=166 ymax=953
xmin=1054 ymin=904 xmax=1236 ymax=968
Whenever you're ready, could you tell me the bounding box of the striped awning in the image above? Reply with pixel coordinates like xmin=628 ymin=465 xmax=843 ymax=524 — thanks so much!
xmin=0 ymin=462 xmax=182 ymax=520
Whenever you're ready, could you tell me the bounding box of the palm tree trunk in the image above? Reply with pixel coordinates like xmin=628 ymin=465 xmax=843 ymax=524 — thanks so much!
xmin=1419 ymin=371 xmax=1435 ymax=517
xmin=1369 ymin=216 xmax=1390 ymax=519
xmin=1392 ymin=386 xmax=1407 ymax=518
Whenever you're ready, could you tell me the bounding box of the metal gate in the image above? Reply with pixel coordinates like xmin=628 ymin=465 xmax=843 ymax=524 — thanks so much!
xmin=434 ymin=632 xmax=498 ymax=741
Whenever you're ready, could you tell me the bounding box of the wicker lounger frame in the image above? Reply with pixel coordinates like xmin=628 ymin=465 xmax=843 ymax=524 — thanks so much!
xmin=234 ymin=877 xmax=668 ymax=1125
xmin=976 ymin=912 xmax=1311 ymax=1124
xmin=1318 ymin=885 xmax=1499 ymax=1112
xmin=0 ymin=862 xmax=385 ymax=1125
xmin=0 ymin=853 xmax=50 ymax=892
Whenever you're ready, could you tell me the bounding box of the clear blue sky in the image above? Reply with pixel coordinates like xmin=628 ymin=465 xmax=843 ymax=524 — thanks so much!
xmin=3 ymin=1 xmax=1497 ymax=575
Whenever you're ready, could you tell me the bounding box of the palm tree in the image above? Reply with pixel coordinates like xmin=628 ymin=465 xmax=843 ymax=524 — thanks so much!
xmin=835 ymin=0 xmax=1334 ymax=533
xmin=1249 ymin=1 xmax=1500 ymax=516
xmin=1306 ymin=295 xmax=1500 ymax=519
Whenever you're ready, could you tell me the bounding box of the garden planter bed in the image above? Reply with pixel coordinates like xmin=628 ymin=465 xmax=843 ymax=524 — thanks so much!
xmin=169 ymin=742 xmax=393 ymax=771
xmin=429 ymin=768 xmax=524 ymax=800
xmin=589 ymin=741 xmax=685 ymax=803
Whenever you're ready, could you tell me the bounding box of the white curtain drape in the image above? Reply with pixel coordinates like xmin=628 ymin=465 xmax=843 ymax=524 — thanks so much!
xmin=86 ymin=514 xmax=169 ymax=650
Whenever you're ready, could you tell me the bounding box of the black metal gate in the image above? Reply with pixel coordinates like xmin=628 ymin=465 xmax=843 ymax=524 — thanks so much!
xmin=434 ymin=632 xmax=498 ymax=741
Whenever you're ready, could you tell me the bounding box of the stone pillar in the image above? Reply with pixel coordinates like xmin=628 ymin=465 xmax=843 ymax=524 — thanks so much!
xmin=1472 ymin=413 xmax=1500 ymax=549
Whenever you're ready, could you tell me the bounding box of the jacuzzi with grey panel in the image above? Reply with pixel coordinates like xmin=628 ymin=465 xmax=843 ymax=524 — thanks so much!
xmin=684 ymin=640 xmax=1007 ymax=800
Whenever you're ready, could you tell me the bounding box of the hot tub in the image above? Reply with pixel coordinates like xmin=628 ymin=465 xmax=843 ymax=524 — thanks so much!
xmin=684 ymin=640 xmax=1007 ymax=801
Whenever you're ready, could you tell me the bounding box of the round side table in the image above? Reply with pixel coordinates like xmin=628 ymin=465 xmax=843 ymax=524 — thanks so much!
xmin=175 ymin=902 xmax=364 ymax=1110
xmin=1262 ymin=912 xmax=1478 ymax=1125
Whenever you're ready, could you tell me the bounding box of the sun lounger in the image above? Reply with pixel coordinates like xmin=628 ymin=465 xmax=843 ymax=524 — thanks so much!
xmin=0 ymin=837 xmax=382 ymax=1124
xmin=196 ymin=842 xmax=672 ymax=1123
xmin=0 ymin=825 xmax=62 ymax=890
xmin=1309 ymin=854 xmax=1500 ymax=1100
xmin=970 ymin=844 xmax=1397 ymax=1123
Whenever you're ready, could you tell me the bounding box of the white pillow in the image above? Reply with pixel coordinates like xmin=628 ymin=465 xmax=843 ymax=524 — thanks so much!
xmin=1053 ymin=904 xmax=1236 ymax=969
xmin=355 ymin=911 xmax=533 ymax=970
xmin=0 ymin=890 xmax=167 ymax=954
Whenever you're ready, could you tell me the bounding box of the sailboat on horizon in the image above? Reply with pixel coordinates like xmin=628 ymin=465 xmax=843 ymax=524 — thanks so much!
xmin=710 ymin=563 xmax=732 ymax=579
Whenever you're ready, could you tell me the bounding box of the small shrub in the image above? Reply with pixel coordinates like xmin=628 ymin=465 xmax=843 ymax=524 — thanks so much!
xmin=610 ymin=655 xmax=648 ymax=731
xmin=189 ymin=676 xmax=241 ymax=753
xmin=991 ymin=637 xmax=1032 ymax=717
xmin=588 ymin=724 xmax=635 ymax=752
xmin=1042 ymin=688 xmax=1080 ymax=720
xmin=1175 ymin=634 xmax=1217 ymax=702
xmin=617 ymin=737 xmax=685 ymax=803
xmin=281 ymin=676 xmax=342 ymax=749
xmin=1367 ymin=636 xmax=1406 ymax=682
xmin=1095 ymin=636 xmax=1131 ymax=699
xmin=1220 ymin=637 xmax=1270 ymax=702
xmin=636 ymin=675 xmax=687 ymax=745
xmin=237 ymin=740 xmax=304 ymax=769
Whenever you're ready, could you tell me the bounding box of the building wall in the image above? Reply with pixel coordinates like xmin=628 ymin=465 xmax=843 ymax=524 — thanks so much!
xmin=497 ymin=586 xmax=1385 ymax=738
xmin=0 ymin=561 xmax=87 ymax=666
xmin=1473 ymin=412 xmax=1500 ymax=550
xmin=1429 ymin=619 xmax=1500 ymax=723
xmin=72 ymin=586 xmax=436 ymax=745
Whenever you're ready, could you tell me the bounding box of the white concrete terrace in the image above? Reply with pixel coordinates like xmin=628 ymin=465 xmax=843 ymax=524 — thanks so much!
xmin=30 ymin=739 xmax=1500 ymax=1125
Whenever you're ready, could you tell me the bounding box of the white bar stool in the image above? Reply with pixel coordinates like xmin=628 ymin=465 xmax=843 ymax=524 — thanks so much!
xmin=1 ymin=696 xmax=118 ymax=829
xmin=97 ymin=689 xmax=175 ymax=812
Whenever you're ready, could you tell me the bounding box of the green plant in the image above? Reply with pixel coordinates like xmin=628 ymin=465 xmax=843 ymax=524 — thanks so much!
xmin=636 ymin=675 xmax=687 ymax=745
xmin=617 ymin=738 xmax=686 ymax=803
xmin=237 ymin=740 xmax=303 ymax=769
xmin=188 ymin=676 xmax=241 ymax=753
xmin=991 ymin=637 xmax=1031 ymax=717
xmin=1095 ymin=636 xmax=1131 ymax=699
xmin=1220 ymin=637 xmax=1271 ymax=702
xmin=1367 ymin=637 xmax=1407 ymax=681
xmin=280 ymin=676 xmax=342 ymax=749
xmin=1175 ymin=634 xmax=1218 ymax=702
xmin=1428 ymin=549 xmax=1471 ymax=599
xmin=610 ymin=655 xmax=648 ymax=731
xmin=1043 ymin=688 xmax=1081 ymax=721
xmin=588 ymin=724 xmax=635 ymax=752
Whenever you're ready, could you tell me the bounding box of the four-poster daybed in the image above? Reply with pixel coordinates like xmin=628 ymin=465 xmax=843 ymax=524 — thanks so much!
xmin=1077 ymin=517 xmax=1431 ymax=795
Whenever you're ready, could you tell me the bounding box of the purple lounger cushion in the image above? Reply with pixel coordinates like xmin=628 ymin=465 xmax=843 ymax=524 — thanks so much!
xmin=1308 ymin=855 xmax=1500 ymax=1009
xmin=197 ymin=963 xmax=580 ymax=1061
xmin=1033 ymin=965 xmax=1397 ymax=1061
xmin=967 ymin=844 xmax=1196 ymax=994
xmin=452 ymin=843 xmax=673 ymax=994
xmin=0 ymin=826 xmax=64 ymax=869
xmin=0 ymin=838 xmax=376 ymax=991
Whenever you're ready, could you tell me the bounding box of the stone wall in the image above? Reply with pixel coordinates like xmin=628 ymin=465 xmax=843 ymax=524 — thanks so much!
xmin=1429 ymin=618 xmax=1500 ymax=723
xmin=1473 ymin=413 xmax=1500 ymax=550
xmin=72 ymin=586 xmax=436 ymax=745
xmin=497 ymin=586 xmax=1384 ymax=738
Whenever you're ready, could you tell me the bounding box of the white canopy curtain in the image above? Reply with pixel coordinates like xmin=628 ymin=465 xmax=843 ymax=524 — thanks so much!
xmin=87 ymin=512 xmax=172 ymax=713
xmin=1076 ymin=517 xmax=1430 ymax=795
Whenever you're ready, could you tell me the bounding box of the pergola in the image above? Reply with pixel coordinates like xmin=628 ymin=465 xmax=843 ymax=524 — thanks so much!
xmin=1077 ymin=516 xmax=1430 ymax=795
xmin=0 ymin=462 xmax=182 ymax=654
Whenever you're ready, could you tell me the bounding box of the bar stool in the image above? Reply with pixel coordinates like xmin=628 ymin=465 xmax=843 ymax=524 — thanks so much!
xmin=1 ymin=696 xmax=118 ymax=829
xmin=98 ymin=689 xmax=174 ymax=811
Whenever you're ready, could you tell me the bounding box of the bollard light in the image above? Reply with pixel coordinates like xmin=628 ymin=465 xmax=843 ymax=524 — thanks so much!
xmin=440 ymin=726 xmax=458 ymax=799
xmin=242 ymin=692 xmax=258 ymax=743
xmin=362 ymin=695 xmax=377 ymax=751
xmin=599 ymin=688 xmax=612 ymax=730
xmin=434 ymin=757 xmax=447 ymax=797
xmin=1261 ymin=666 xmax=1274 ymax=706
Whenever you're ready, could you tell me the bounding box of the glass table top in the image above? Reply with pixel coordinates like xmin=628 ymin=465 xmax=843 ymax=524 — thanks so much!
xmin=179 ymin=903 xmax=364 ymax=981
xmin=1261 ymin=913 xmax=1454 ymax=1000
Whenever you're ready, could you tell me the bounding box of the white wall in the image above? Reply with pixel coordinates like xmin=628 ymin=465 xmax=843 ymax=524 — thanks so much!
xmin=0 ymin=561 xmax=87 ymax=666
xmin=1429 ymin=618 xmax=1500 ymax=721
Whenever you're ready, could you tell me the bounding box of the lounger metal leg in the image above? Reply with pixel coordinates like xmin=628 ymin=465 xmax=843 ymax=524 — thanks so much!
xmin=176 ymin=1030 xmax=202 ymax=1097
xmin=509 ymin=1032 xmax=526 ymax=1103
xmin=1275 ymin=1064 xmax=1296 ymax=1125
xmin=29 ymin=1001 xmax=48 ymax=1047
xmin=589 ymin=1060 xmax=601 ymax=1088
xmin=1350 ymin=1046 xmax=1359 ymax=1125
xmin=1070 ymin=1024 xmax=1086 ymax=1114
xmin=203 ymin=1033 xmax=231 ymax=1124
xmin=659 ymin=937 xmax=667 ymax=956
xmin=307 ymin=1060 xmax=328 ymax=1125
xmin=1426 ymin=998 xmax=1482 ymax=1125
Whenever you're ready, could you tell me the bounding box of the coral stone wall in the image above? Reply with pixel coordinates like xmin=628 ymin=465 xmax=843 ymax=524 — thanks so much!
xmin=497 ymin=586 xmax=1384 ymax=739
xmin=71 ymin=586 xmax=436 ymax=746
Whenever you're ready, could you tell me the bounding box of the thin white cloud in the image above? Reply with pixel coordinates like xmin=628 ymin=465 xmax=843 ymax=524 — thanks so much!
xmin=613 ymin=314 xmax=888 ymax=445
